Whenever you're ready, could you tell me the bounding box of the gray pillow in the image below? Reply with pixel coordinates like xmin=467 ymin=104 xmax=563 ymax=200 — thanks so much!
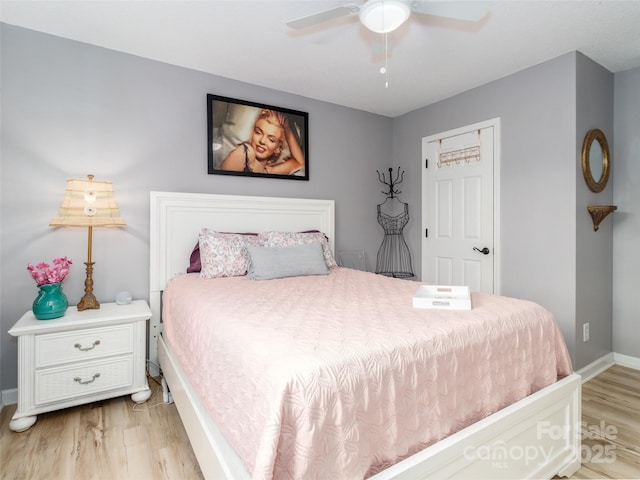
xmin=246 ymin=243 xmax=329 ymax=280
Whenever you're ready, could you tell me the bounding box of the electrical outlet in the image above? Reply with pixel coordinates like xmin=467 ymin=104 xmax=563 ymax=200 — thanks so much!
xmin=583 ymin=323 xmax=590 ymax=342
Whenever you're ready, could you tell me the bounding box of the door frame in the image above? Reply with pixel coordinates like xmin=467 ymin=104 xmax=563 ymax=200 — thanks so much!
xmin=421 ymin=117 xmax=502 ymax=294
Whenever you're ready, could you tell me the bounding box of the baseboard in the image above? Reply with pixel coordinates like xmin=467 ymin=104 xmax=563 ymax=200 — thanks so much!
xmin=576 ymin=352 xmax=640 ymax=383
xmin=1 ymin=388 xmax=17 ymax=407
xmin=576 ymin=353 xmax=615 ymax=383
xmin=612 ymin=352 xmax=640 ymax=370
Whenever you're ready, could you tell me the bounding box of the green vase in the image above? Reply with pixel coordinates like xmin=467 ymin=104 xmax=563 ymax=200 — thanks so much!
xmin=32 ymin=282 xmax=68 ymax=320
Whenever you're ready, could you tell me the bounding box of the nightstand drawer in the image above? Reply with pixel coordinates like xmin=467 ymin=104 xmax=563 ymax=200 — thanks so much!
xmin=35 ymin=324 xmax=135 ymax=367
xmin=35 ymin=356 xmax=134 ymax=405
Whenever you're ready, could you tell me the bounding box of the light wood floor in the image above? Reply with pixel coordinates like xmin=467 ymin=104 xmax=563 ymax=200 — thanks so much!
xmin=0 ymin=377 xmax=204 ymax=480
xmin=1 ymin=365 xmax=639 ymax=480
xmin=568 ymin=364 xmax=640 ymax=479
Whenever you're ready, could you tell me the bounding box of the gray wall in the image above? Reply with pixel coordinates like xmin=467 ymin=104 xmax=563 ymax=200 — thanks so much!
xmin=575 ymin=52 xmax=614 ymax=369
xmin=392 ymin=53 xmax=581 ymax=364
xmin=613 ymin=66 xmax=640 ymax=359
xmin=0 ymin=24 xmax=392 ymax=391
xmin=0 ymin=36 xmax=3 ymax=404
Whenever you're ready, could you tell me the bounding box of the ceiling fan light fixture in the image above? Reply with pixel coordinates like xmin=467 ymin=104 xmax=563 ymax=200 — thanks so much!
xmin=359 ymin=0 xmax=411 ymax=34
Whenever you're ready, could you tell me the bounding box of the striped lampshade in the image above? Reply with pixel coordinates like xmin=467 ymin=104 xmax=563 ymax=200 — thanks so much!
xmin=50 ymin=175 xmax=125 ymax=227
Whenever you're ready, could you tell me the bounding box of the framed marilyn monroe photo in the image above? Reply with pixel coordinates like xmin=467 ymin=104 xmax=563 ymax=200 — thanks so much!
xmin=207 ymin=94 xmax=309 ymax=181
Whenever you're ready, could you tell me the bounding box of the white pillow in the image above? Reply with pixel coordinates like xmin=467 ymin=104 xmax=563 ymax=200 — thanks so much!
xmin=246 ymin=243 xmax=329 ymax=280
xmin=198 ymin=229 xmax=259 ymax=278
xmin=258 ymin=231 xmax=338 ymax=269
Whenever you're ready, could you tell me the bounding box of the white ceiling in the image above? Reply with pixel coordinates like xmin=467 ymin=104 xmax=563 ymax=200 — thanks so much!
xmin=2 ymin=0 xmax=640 ymax=117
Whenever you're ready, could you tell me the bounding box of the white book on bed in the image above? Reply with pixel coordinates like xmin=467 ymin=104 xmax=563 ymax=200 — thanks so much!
xmin=413 ymin=285 xmax=472 ymax=310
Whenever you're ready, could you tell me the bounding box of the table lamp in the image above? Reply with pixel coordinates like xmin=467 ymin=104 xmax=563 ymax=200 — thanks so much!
xmin=50 ymin=174 xmax=125 ymax=310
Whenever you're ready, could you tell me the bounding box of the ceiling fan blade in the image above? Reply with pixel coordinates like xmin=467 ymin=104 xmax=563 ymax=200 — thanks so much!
xmin=411 ymin=1 xmax=488 ymax=22
xmin=286 ymin=5 xmax=360 ymax=30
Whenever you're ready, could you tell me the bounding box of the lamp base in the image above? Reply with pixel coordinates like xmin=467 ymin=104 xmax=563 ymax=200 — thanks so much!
xmin=77 ymin=261 xmax=100 ymax=311
xmin=77 ymin=291 xmax=100 ymax=311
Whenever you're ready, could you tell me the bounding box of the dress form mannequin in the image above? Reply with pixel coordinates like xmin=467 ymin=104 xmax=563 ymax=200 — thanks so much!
xmin=375 ymin=168 xmax=414 ymax=278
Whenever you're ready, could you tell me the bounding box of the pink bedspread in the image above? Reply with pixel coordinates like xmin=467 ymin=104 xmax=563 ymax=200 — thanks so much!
xmin=162 ymin=268 xmax=572 ymax=480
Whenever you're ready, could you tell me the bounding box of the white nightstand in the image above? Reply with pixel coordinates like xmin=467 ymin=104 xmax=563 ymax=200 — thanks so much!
xmin=8 ymin=300 xmax=152 ymax=432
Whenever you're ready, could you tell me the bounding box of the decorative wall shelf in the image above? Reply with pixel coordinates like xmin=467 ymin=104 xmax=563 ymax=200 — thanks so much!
xmin=587 ymin=205 xmax=617 ymax=231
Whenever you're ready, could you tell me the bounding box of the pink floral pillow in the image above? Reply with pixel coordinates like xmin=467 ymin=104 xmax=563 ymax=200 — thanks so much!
xmin=187 ymin=231 xmax=258 ymax=273
xmin=198 ymin=229 xmax=260 ymax=278
xmin=258 ymin=231 xmax=338 ymax=269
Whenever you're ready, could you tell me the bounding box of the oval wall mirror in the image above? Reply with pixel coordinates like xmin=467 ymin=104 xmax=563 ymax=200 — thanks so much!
xmin=581 ymin=128 xmax=610 ymax=193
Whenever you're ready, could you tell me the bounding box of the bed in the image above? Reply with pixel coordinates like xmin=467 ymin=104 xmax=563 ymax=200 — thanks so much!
xmin=149 ymin=191 xmax=581 ymax=480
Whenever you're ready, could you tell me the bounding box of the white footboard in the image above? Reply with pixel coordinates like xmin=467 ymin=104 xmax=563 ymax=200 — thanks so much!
xmin=370 ymin=373 xmax=581 ymax=480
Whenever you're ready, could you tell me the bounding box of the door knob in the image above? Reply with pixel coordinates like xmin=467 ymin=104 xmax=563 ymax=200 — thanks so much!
xmin=473 ymin=247 xmax=490 ymax=255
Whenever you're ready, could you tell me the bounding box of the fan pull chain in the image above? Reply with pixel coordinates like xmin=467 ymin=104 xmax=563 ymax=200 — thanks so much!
xmin=381 ymin=1 xmax=389 ymax=88
xmin=379 ymin=33 xmax=389 ymax=88
xmin=384 ymin=32 xmax=389 ymax=88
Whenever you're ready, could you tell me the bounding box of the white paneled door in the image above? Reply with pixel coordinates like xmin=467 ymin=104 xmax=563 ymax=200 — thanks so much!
xmin=421 ymin=119 xmax=499 ymax=293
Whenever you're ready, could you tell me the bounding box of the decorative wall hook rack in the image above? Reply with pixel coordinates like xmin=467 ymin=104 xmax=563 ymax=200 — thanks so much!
xmin=377 ymin=167 xmax=404 ymax=198
xmin=437 ymin=130 xmax=481 ymax=167
xmin=587 ymin=205 xmax=617 ymax=231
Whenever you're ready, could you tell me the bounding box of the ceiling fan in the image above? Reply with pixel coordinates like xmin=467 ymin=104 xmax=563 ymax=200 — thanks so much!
xmin=286 ymin=0 xmax=488 ymax=34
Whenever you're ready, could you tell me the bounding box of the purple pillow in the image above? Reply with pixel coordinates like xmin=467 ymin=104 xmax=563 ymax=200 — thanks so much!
xmin=186 ymin=243 xmax=202 ymax=273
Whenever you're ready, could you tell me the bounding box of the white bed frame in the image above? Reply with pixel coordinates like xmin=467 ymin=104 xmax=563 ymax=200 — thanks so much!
xmin=149 ymin=191 xmax=582 ymax=480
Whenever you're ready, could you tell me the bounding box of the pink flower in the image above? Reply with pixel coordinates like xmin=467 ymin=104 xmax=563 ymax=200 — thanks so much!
xmin=27 ymin=257 xmax=73 ymax=286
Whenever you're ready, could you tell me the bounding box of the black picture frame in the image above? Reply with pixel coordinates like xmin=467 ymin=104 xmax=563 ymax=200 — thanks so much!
xmin=207 ymin=94 xmax=309 ymax=181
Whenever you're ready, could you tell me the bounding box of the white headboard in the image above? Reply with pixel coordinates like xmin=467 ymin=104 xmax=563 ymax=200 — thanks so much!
xmin=148 ymin=191 xmax=335 ymax=370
